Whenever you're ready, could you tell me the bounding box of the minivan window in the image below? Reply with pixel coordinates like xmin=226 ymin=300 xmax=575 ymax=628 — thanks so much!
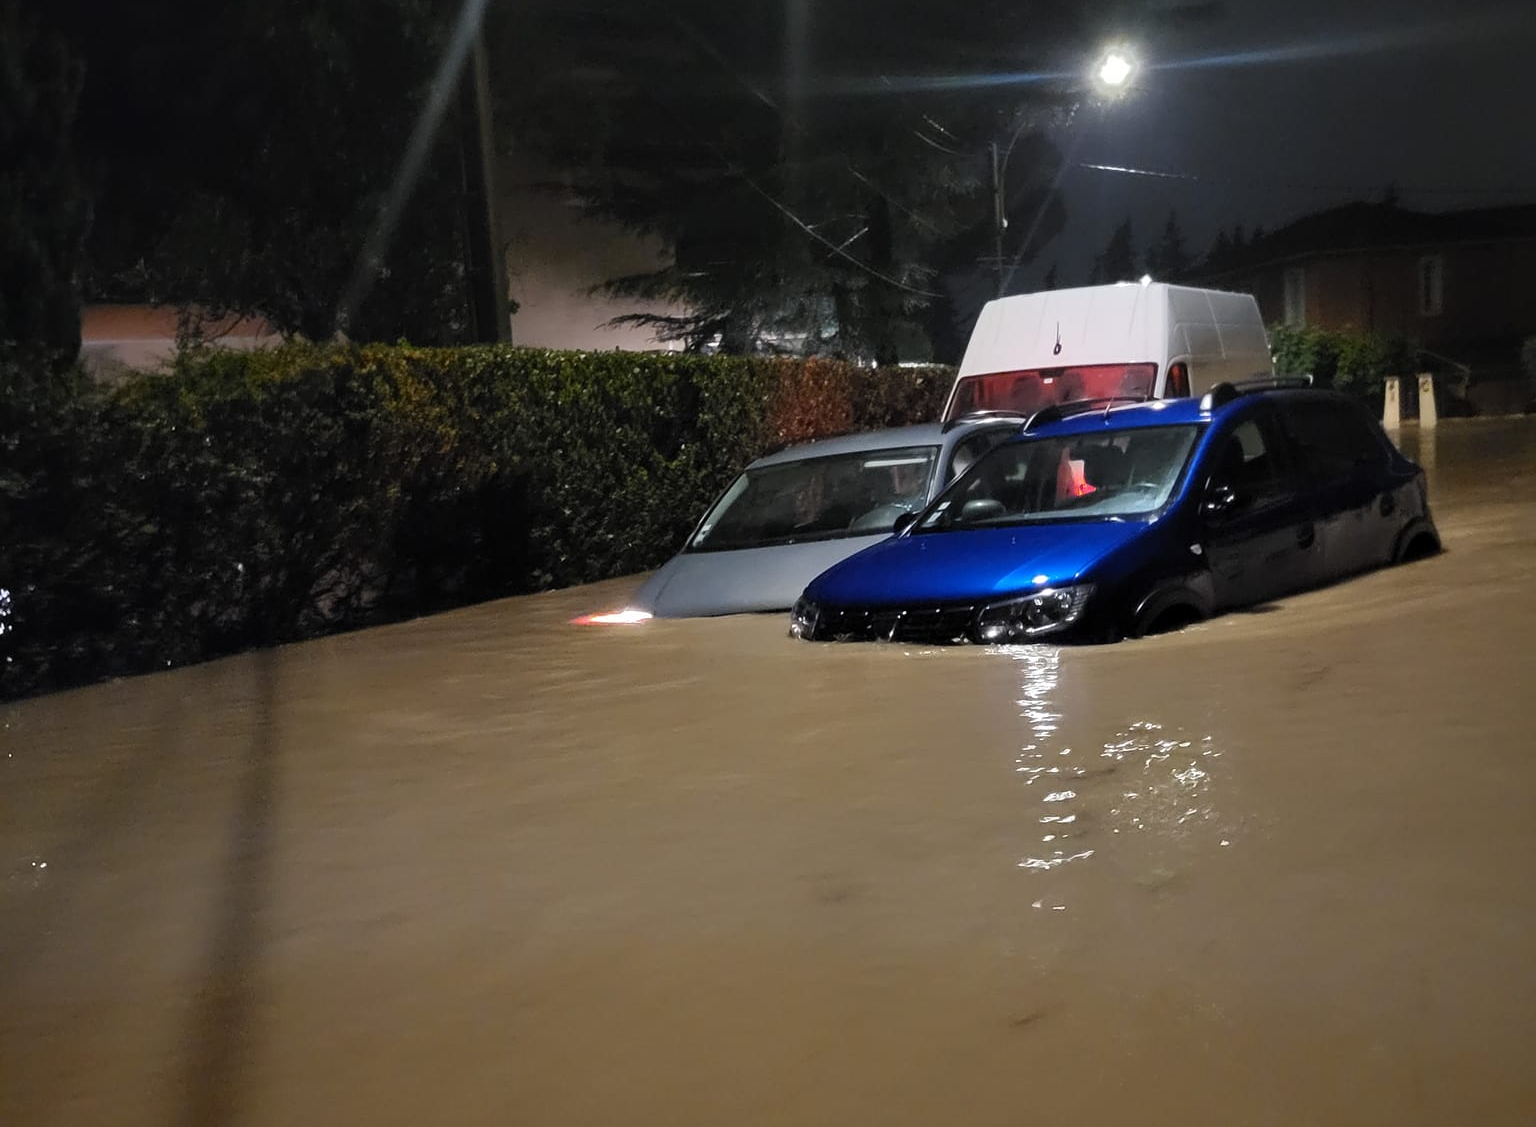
xmin=1278 ymin=399 xmax=1386 ymax=482
xmin=689 ymin=445 xmax=940 ymax=551
xmin=915 ymin=425 xmax=1201 ymax=531
xmin=949 ymin=428 xmax=1015 ymax=480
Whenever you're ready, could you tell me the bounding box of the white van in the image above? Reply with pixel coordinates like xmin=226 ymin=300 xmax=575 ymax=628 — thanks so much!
xmin=942 ymin=282 xmax=1273 ymax=421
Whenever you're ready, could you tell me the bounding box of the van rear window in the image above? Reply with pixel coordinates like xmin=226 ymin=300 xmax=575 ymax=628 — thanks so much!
xmin=947 ymin=363 xmax=1157 ymax=419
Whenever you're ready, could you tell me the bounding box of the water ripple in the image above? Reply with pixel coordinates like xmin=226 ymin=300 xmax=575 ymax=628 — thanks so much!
xmin=1004 ymin=651 xmax=1228 ymax=892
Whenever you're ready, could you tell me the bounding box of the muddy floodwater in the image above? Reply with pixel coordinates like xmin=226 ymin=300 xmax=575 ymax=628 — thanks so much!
xmin=4 ymin=420 xmax=1536 ymax=1126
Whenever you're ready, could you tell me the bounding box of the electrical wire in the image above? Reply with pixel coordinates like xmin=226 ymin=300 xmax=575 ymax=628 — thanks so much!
xmin=1077 ymin=161 xmax=1536 ymax=198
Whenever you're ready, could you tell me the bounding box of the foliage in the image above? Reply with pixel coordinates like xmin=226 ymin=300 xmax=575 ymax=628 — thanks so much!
xmin=41 ymin=0 xmax=477 ymax=344
xmin=494 ymin=0 xmax=1196 ymax=360
xmin=1143 ymin=211 xmax=1191 ymax=280
xmin=0 ymin=0 xmax=89 ymax=368
xmin=0 ymin=344 xmax=950 ymax=700
xmin=1089 ymin=219 xmax=1138 ymax=283
xmin=1268 ymin=324 xmax=1418 ymax=401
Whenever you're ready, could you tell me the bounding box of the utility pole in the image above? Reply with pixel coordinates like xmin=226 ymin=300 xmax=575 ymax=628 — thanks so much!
xmin=991 ymin=141 xmax=1007 ymax=298
xmin=457 ymin=29 xmax=511 ymax=343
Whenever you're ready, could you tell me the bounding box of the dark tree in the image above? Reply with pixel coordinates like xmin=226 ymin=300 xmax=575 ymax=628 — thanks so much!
xmin=1089 ymin=219 xmax=1137 ymax=284
xmin=0 ymin=0 xmax=89 ymax=369
xmin=43 ymin=0 xmax=479 ymax=344
xmin=1207 ymin=227 xmax=1234 ymax=266
xmin=496 ymin=0 xmax=1191 ymax=359
xmin=1143 ymin=210 xmax=1190 ymax=280
xmin=1042 ymin=264 xmax=1061 ymax=290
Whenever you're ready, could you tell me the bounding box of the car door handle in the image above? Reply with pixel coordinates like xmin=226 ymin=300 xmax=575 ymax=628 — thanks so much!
xmin=1380 ymin=492 xmax=1397 ymax=517
xmin=1297 ymin=522 xmax=1316 ymax=549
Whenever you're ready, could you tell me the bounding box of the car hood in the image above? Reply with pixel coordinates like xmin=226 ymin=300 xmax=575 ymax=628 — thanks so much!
xmin=628 ymin=535 xmax=894 ymax=617
xmin=805 ymin=520 xmax=1150 ymax=607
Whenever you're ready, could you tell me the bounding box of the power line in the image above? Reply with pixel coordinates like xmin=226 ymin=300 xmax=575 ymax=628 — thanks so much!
xmin=727 ymin=161 xmax=943 ymax=298
xmin=1077 ymin=161 xmax=1536 ymax=199
xmin=670 ymin=12 xmax=959 ymax=288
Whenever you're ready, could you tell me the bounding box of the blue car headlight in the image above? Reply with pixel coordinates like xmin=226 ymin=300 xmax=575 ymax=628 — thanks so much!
xmin=789 ymin=596 xmax=821 ymax=640
xmin=975 ymin=585 xmax=1093 ymax=642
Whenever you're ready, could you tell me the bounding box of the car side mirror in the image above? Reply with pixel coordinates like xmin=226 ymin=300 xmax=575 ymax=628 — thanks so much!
xmin=1202 ymin=483 xmax=1246 ymax=520
xmin=892 ymin=511 xmax=919 ymax=534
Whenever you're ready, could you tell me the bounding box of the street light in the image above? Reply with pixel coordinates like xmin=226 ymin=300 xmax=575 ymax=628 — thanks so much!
xmin=1093 ymin=46 xmax=1137 ymax=95
xmin=987 ymin=44 xmax=1140 ymax=297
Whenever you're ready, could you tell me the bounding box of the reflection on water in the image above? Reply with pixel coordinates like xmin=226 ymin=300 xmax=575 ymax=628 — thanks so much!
xmin=1010 ymin=640 xmax=1226 ymax=887
xmin=2 ymin=420 xmax=1536 ymax=1127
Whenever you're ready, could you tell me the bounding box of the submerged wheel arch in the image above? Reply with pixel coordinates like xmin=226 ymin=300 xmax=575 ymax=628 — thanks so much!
xmin=1393 ymin=518 xmax=1442 ymax=564
xmin=1129 ymin=577 xmax=1212 ymax=639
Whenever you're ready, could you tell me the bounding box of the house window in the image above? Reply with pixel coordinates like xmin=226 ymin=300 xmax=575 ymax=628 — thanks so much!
xmin=1282 ymin=267 xmax=1306 ymax=327
xmin=1418 ymin=255 xmax=1444 ymax=316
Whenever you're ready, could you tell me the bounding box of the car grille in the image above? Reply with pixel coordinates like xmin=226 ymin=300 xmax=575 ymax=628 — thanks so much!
xmin=815 ymin=604 xmax=977 ymax=644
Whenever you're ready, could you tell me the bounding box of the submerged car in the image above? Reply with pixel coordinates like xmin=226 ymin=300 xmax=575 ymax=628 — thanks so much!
xmin=791 ymin=380 xmax=1440 ymax=644
xmin=620 ymin=418 xmax=1026 ymax=618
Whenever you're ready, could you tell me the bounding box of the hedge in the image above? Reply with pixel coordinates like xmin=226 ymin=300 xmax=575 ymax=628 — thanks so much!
xmin=0 ymin=344 xmax=951 ymax=699
xmin=1268 ymin=324 xmax=1418 ymax=404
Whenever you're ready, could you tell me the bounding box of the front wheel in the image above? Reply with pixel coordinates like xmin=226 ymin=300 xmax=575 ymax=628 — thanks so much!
xmin=1128 ymin=581 xmax=1212 ymax=639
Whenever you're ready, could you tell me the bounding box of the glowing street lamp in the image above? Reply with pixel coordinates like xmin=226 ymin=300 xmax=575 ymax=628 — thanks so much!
xmin=1094 ymin=47 xmax=1137 ymax=94
xmin=988 ymin=44 xmax=1141 ymax=297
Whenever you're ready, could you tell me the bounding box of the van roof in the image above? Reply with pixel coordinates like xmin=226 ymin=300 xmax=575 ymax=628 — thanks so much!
xmin=957 ymin=282 xmax=1268 ymax=378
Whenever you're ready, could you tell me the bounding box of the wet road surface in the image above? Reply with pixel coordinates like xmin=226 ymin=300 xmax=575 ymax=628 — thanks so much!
xmin=4 ymin=419 xmax=1536 ymax=1126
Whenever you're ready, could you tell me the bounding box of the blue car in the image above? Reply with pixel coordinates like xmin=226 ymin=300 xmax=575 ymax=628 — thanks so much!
xmin=790 ymin=380 xmax=1440 ymax=644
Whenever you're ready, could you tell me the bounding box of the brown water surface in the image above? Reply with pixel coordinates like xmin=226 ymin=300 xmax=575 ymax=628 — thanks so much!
xmin=4 ymin=419 xmax=1536 ymax=1126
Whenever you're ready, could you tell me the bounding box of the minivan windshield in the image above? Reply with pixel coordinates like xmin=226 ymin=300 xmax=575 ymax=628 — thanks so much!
xmin=946 ymin=363 xmax=1157 ymax=419
xmin=689 ymin=445 xmax=940 ymax=551
xmin=914 ymin=425 xmax=1201 ymax=532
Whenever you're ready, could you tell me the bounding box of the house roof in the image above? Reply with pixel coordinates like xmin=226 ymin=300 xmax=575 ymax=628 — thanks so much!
xmin=1200 ymin=200 xmax=1536 ymax=276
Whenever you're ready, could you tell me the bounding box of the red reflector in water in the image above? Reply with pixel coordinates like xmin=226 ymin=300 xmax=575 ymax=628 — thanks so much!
xmin=571 ymin=609 xmax=653 ymax=626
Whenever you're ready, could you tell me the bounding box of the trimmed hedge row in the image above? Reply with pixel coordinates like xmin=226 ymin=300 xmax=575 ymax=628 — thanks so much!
xmin=0 ymin=344 xmax=951 ymax=699
xmin=1268 ymin=324 xmax=1417 ymax=403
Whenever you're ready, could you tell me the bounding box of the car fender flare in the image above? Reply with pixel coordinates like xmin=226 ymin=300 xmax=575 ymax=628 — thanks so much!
xmin=1129 ymin=575 xmax=1213 ymax=638
xmin=1392 ymin=517 xmax=1441 ymax=563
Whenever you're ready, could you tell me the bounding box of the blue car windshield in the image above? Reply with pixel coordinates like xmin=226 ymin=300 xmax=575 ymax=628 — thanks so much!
xmin=688 ymin=445 xmax=940 ymax=551
xmin=914 ymin=425 xmax=1201 ymax=532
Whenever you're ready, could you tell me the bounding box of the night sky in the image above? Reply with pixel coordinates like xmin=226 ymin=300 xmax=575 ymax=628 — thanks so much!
xmin=1035 ymin=0 xmax=1536 ymax=284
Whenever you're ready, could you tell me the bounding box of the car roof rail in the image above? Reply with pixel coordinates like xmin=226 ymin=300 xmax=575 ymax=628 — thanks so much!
xmin=940 ymin=409 xmax=1031 ymax=433
xmin=1200 ymin=374 xmax=1315 ymax=411
xmin=1023 ymin=395 xmax=1151 ymax=431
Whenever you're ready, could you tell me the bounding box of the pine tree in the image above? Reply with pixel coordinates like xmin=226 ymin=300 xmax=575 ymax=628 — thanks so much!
xmin=1089 ymin=219 xmax=1136 ymax=284
xmin=500 ymin=0 xmax=1190 ymax=359
xmin=1143 ymin=211 xmax=1189 ymax=280
xmin=1208 ymin=228 xmax=1234 ymax=266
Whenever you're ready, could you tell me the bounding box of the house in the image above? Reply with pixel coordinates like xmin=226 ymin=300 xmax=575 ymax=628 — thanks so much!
xmin=1190 ymin=200 xmax=1536 ymax=411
